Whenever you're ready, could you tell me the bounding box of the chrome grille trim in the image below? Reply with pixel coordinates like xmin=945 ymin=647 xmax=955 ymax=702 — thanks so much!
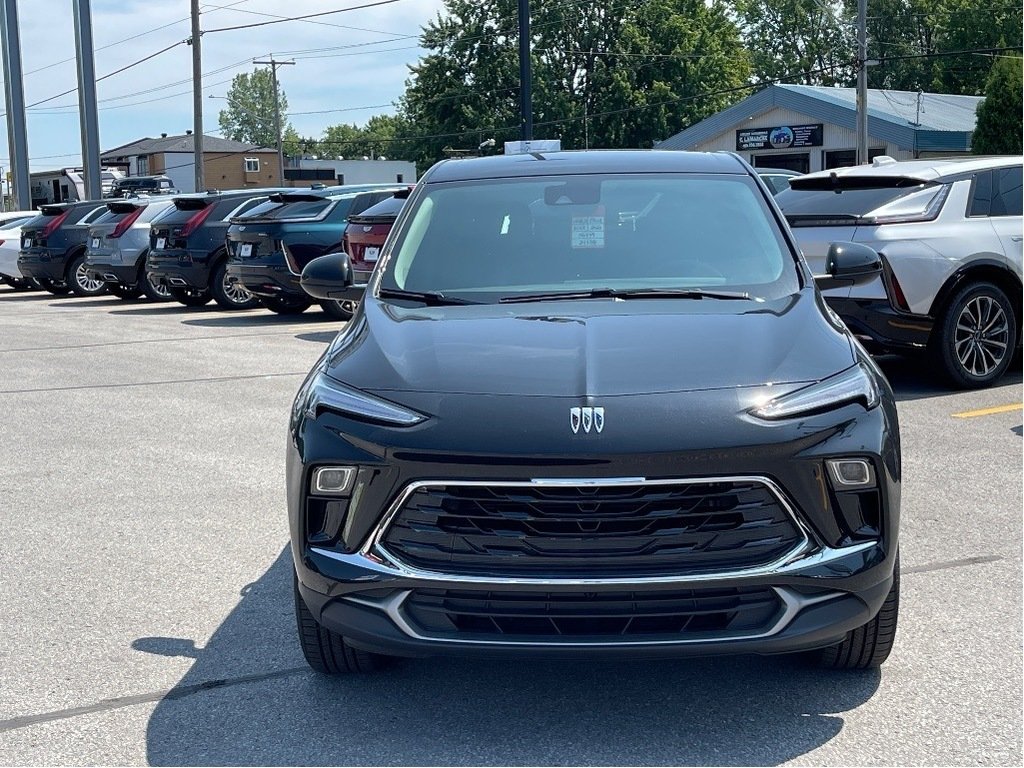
xmin=354 ymin=475 xmax=819 ymax=585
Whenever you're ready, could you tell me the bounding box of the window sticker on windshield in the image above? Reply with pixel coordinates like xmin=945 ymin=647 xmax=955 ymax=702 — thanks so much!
xmin=571 ymin=216 xmax=604 ymax=249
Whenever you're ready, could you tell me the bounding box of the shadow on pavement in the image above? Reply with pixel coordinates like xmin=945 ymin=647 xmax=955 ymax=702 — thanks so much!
xmin=48 ymin=297 xmax=144 ymax=309
xmin=295 ymin=330 xmax=339 ymax=344
xmin=108 ymin=304 xmax=214 ymax=317
xmin=181 ymin=312 xmax=331 ymax=328
xmin=142 ymin=549 xmax=880 ymax=766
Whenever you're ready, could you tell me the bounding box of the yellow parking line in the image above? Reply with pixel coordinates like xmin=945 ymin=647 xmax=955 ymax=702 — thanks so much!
xmin=952 ymin=403 xmax=1023 ymax=419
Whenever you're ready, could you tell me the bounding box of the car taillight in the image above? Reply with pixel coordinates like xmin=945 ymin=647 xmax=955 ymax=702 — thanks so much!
xmin=179 ymin=204 xmax=214 ymax=238
xmin=110 ymin=207 xmax=144 ymax=238
xmin=41 ymin=210 xmax=71 ymax=239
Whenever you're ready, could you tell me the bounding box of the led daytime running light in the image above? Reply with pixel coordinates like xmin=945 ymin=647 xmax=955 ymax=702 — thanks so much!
xmin=751 ymin=364 xmax=879 ymax=420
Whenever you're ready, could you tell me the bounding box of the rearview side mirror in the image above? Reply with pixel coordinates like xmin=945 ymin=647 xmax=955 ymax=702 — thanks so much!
xmin=820 ymin=242 xmax=882 ymax=286
xmin=300 ymin=251 xmax=362 ymax=301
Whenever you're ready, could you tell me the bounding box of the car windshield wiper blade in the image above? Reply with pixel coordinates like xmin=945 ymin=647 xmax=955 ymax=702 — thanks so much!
xmin=377 ymin=287 xmax=482 ymax=306
xmin=499 ymin=287 xmax=751 ymax=304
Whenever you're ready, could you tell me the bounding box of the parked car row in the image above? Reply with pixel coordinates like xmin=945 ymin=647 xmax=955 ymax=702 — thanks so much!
xmin=2 ymin=156 xmax=1020 ymax=390
xmin=0 ymin=182 xmax=412 ymax=318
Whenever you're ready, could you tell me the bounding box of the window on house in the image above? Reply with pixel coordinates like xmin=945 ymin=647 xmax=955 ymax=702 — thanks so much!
xmin=138 ymin=157 xmax=149 ymax=175
xmin=244 ymin=158 xmax=260 ymax=173
xmin=397 ymin=174 xmax=405 ymax=183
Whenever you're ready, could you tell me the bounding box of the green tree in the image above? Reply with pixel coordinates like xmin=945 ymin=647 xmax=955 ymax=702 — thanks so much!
xmin=399 ymin=0 xmax=750 ymax=170
xmin=217 ymin=68 xmax=292 ymax=148
xmin=933 ymin=0 xmax=1022 ymax=95
xmin=848 ymin=0 xmax=1022 ymax=94
xmin=734 ymin=0 xmax=854 ymax=85
xmin=972 ymin=54 xmax=1023 ymax=154
xmin=317 ymin=114 xmax=413 ymax=159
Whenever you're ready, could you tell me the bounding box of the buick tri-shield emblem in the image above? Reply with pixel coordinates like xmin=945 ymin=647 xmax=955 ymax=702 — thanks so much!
xmin=570 ymin=406 xmax=604 ymax=434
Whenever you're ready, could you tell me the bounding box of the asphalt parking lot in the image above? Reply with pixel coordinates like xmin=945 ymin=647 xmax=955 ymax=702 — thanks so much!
xmin=0 ymin=288 xmax=1021 ymax=766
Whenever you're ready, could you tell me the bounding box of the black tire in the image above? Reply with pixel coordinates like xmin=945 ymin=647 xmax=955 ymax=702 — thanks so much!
xmin=818 ymin=555 xmax=899 ymax=670
xmin=930 ymin=281 xmax=1017 ymax=389
xmin=168 ymin=286 xmax=212 ymax=307
xmin=294 ymin=571 xmax=388 ymax=674
xmin=318 ymin=299 xmax=356 ymax=320
xmin=36 ymin=278 xmax=71 ymax=296
xmin=67 ymin=253 xmax=108 ymax=297
xmin=210 ymin=261 xmax=260 ymax=310
xmin=262 ymin=295 xmax=311 ymax=315
xmin=108 ymin=283 xmax=143 ymax=300
xmin=139 ymin=254 xmax=172 ymax=302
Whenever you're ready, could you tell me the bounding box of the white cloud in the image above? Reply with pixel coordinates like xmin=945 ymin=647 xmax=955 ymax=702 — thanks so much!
xmin=1 ymin=0 xmax=447 ymax=169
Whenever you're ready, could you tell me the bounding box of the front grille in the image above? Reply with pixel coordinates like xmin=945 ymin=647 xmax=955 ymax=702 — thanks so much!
xmin=379 ymin=480 xmax=806 ymax=577
xmin=404 ymin=586 xmax=782 ymax=641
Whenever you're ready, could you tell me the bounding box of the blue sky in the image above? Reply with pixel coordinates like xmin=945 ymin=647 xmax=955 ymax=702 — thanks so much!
xmin=1 ymin=0 xmax=447 ymax=171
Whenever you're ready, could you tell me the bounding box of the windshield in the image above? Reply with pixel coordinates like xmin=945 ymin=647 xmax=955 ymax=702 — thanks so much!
xmin=380 ymin=174 xmax=798 ymax=302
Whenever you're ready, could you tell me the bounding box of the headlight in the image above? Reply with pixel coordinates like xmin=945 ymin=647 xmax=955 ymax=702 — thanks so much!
xmin=750 ymin=363 xmax=879 ymax=420
xmin=304 ymin=370 xmax=426 ymax=426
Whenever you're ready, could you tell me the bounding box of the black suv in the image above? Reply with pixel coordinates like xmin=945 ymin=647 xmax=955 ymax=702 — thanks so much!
xmin=18 ymin=200 xmax=111 ymax=296
xmin=107 ymin=175 xmax=177 ymax=199
xmin=290 ymin=150 xmax=901 ymax=674
xmin=225 ymin=185 xmax=402 ymax=317
xmin=147 ymin=189 xmax=287 ymax=309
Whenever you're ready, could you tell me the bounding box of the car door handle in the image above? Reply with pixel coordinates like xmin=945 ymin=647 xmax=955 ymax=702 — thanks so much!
xmin=1011 ymin=235 xmax=1023 ymax=242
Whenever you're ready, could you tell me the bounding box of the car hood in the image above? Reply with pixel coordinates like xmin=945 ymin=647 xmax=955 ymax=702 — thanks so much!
xmin=325 ymin=287 xmax=855 ymax=397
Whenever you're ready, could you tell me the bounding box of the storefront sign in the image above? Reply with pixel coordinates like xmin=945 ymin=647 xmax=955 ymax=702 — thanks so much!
xmin=736 ymin=124 xmax=823 ymax=151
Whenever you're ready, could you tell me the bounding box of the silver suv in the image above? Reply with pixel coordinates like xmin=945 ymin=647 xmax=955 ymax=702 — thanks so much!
xmin=776 ymin=157 xmax=1022 ymax=388
xmin=84 ymin=197 xmax=176 ymax=301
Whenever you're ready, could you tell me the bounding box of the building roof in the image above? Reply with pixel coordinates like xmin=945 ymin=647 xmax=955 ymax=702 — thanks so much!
xmin=424 ymin=149 xmax=747 ymax=183
xmin=101 ymin=133 xmax=277 ymax=160
xmin=657 ymin=84 xmax=983 ymax=154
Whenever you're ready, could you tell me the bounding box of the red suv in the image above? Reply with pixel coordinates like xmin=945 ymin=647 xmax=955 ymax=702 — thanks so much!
xmin=342 ymin=189 xmax=410 ymax=286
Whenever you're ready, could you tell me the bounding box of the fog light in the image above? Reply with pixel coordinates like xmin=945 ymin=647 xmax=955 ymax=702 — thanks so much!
xmin=312 ymin=466 xmax=356 ymax=495
xmin=827 ymin=459 xmax=874 ymax=487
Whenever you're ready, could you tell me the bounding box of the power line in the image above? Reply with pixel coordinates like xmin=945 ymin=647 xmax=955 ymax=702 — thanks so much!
xmin=201 ymin=0 xmax=415 ymax=36
xmin=203 ymin=0 xmax=406 ymax=34
xmin=25 ymin=40 xmax=186 ymax=109
xmin=22 ymin=0 xmax=253 ymax=78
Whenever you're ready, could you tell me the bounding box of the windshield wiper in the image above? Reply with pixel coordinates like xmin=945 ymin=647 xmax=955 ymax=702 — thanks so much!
xmin=499 ymin=287 xmax=751 ymax=304
xmin=378 ymin=287 xmax=482 ymax=306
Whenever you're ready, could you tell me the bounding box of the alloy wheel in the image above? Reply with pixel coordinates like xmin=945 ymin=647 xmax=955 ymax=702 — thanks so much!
xmin=953 ymin=295 xmax=1009 ymax=378
xmin=222 ymin=273 xmax=255 ymax=305
xmin=75 ymin=262 xmax=105 ymax=293
xmin=146 ymin=271 xmax=171 ymax=298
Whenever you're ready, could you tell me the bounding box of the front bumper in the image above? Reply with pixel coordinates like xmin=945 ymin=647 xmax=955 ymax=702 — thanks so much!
xmin=17 ymin=248 xmax=66 ymax=281
xmin=146 ymin=250 xmax=212 ymax=290
xmin=827 ymin=297 xmax=933 ymax=353
xmin=289 ymin=374 xmax=900 ymax=659
xmin=297 ymin=539 xmax=893 ymax=659
xmin=225 ymin=259 xmax=302 ymax=300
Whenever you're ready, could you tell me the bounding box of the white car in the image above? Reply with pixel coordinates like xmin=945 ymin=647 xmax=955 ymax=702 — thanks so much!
xmin=0 ymin=211 xmax=39 ymax=290
xmin=776 ymin=156 xmax=1023 ymax=388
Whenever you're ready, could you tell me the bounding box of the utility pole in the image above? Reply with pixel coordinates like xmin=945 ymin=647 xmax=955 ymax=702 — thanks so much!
xmin=190 ymin=0 xmax=204 ymax=192
xmin=518 ymin=0 xmax=533 ymax=141
xmin=856 ymin=0 xmax=869 ymax=164
xmin=72 ymin=0 xmax=102 ymax=200
xmin=0 ymin=0 xmax=31 ymax=210
xmin=253 ymin=58 xmax=294 ymax=185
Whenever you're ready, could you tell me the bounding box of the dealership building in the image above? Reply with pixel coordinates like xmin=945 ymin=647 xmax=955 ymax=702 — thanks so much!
xmin=657 ymin=84 xmax=983 ymax=173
